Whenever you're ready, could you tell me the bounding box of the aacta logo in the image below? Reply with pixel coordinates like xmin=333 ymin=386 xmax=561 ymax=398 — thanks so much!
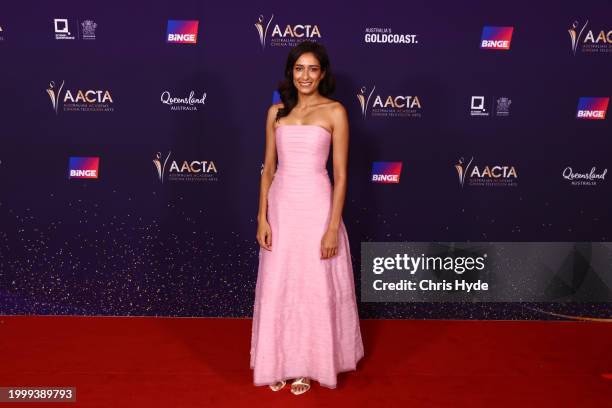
xmin=46 ymin=80 xmax=114 ymax=114
xmin=68 ymin=157 xmax=99 ymax=179
xmin=255 ymin=14 xmax=321 ymax=49
xmin=166 ymin=20 xmax=199 ymax=44
xmin=455 ymin=156 xmax=518 ymax=188
xmin=576 ymin=97 xmax=609 ymax=120
xmin=357 ymin=85 xmax=422 ymax=119
xmin=568 ymin=19 xmax=612 ymax=55
xmin=480 ymin=26 xmax=514 ymax=50
xmin=153 ymin=151 xmax=218 ymax=183
xmin=371 ymin=162 xmax=402 ymax=184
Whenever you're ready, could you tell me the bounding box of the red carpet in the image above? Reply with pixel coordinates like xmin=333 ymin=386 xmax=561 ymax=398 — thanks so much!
xmin=0 ymin=316 xmax=610 ymax=407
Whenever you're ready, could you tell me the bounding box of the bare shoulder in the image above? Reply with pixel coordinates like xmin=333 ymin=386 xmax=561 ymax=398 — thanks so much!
xmin=268 ymin=102 xmax=284 ymax=115
xmin=267 ymin=102 xmax=284 ymax=124
xmin=328 ymin=100 xmax=348 ymax=125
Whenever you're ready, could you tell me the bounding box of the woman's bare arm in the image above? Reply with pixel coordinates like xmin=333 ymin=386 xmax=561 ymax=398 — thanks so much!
xmin=327 ymin=102 xmax=350 ymax=232
xmin=257 ymin=104 xmax=281 ymax=223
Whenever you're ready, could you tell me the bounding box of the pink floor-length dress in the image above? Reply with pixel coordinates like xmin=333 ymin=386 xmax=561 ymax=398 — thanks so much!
xmin=250 ymin=124 xmax=364 ymax=389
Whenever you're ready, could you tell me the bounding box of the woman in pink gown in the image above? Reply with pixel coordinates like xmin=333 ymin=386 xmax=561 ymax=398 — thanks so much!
xmin=251 ymin=40 xmax=364 ymax=395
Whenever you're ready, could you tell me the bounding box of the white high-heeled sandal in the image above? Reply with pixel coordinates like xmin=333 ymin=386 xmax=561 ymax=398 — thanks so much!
xmin=269 ymin=380 xmax=286 ymax=391
xmin=290 ymin=377 xmax=311 ymax=395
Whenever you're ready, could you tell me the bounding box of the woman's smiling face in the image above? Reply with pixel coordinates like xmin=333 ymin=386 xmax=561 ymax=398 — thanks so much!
xmin=292 ymin=52 xmax=325 ymax=95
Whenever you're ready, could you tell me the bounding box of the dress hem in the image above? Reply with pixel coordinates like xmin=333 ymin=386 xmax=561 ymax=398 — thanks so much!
xmin=250 ymin=349 xmax=365 ymax=390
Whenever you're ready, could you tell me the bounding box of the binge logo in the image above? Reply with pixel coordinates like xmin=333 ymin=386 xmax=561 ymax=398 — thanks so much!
xmin=576 ymin=97 xmax=609 ymax=120
xmin=68 ymin=157 xmax=99 ymax=179
xmin=372 ymin=161 xmax=402 ymax=184
xmin=166 ymin=20 xmax=199 ymax=44
xmin=480 ymin=26 xmax=513 ymax=50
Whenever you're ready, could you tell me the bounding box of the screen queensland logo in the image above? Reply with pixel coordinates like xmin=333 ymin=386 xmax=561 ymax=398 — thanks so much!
xmin=455 ymin=156 xmax=518 ymax=188
xmin=255 ymin=14 xmax=322 ymax=49
xmin=470 ymin=96 xmax=512 ymax=117
xmin=166 ymin=20 xmax=199 ymax=44
xmin=153 ymin=151 xmax=218 ymax=183
xmin=576 ymin=97 xmax=609 ymax=120
xmin=569 ymin=19 xmax=612 ymax=55
xmin=68 ymin=157 xmax=99 ymax=179
xmin=357 ymin=85 xmax=422 ymax=119
xmin=46 ymin=80 xmax=114 ymax=114
xmin=371 ymin=162 xmax=402 ymax=184
xmin=480 ymin=26 xmax=513 ymax=50
xmin=53 ymin=18 xmax=97 ymax=40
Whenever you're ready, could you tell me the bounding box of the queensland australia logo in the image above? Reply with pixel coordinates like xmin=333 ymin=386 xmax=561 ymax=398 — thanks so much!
xmin=53 ymin=18 xmax=97 ymax=40
xmin=562 ymin=166 xmax=607 ymax=186
xmin=480 ymin=26 xmax=513 ymax=50
xmin=153 ymin=151 xmax=218 ymax=183
xmin=46 ymin=80 xmax=114 ymax=114
xmin=357 ymin=85 xmax=422 ymax=119
xmin=470 ymin=96 xmax=511 ymax=117
xmin=455 ymin=156 xmax=518 ymax=188
xmin=166 ymin=20 xmax=199 ymax=44
xmin=569 ymin=19 xmax=612 ymax=55
xmin=364 ymin=27 xmax=418 ymax=45
xmin=576 ymin=97 xmax=608 ymax=120
xmin=68 ymin=157 xmax=99 ymax=179
xmin=371 ymin=162 xmax=402 ymax=184
xmin=160 ymin=90 xmax=207 ymax=111
xmin=255 ymin=14 xmax=321 ymax=49
xmin=81 ymin=20 xmax=97 ymax=40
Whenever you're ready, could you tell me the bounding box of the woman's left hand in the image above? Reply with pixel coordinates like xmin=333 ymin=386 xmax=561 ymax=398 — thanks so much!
xmin=321 ymin=228 xmax=339 ymax=259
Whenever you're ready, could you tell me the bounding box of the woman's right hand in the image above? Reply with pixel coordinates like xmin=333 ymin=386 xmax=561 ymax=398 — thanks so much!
xmin=256 ymin=220 xmax=272 ymax=251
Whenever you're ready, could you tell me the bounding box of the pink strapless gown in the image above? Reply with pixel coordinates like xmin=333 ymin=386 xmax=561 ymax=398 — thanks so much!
xmin=250 ymin=124 xmax=364 ymax=389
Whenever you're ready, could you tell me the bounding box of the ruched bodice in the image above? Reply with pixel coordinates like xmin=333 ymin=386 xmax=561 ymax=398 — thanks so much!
xmin=274 ymin=125 xmax=331 ymax=177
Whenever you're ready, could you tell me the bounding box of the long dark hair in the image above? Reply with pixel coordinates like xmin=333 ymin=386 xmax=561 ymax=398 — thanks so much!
xmin=275 ymin=40 xmax=336 ymax=121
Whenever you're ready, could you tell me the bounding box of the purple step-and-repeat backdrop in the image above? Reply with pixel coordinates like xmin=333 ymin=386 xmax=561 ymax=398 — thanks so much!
xmin=0 ymin=1 xmax=610 ymax=319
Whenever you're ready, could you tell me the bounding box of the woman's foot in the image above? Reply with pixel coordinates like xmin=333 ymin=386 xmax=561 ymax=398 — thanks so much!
xmin=269 ymin=380 xmax=286 ymax=391
xmin=290 ymin=377 xmax=311 ymax=395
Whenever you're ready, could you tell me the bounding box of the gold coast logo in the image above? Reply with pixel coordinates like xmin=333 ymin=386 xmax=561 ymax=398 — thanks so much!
xmin=46 ymin=80 xmax=114 ymax=114
xmin=357 ymin=85 xmax=422 ymax=119
xmin=255 ymin=14 xmax=322 ymax=49
xmin=455 ymin=156 xmax=518 ymax=188
xmin=568 ymin=19 xmax=612 ymax=55
xmin=153 ymin=151 xmax=218 ymax=183
xmin=363 ymin=27 xmax=419 ymax=45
